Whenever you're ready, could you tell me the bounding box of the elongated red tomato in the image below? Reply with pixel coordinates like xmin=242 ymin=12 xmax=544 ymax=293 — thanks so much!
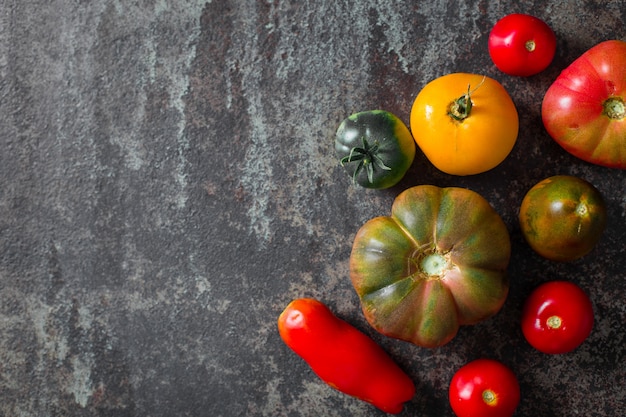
xmin=277 ymin=298 xmax=415 ymax=414
xmin=542 ymin=40 xmax=626 ymax=168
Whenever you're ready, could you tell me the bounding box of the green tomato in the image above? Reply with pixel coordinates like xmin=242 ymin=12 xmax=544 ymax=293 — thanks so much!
xmin=335 ymin=110 xmax=415 ymax=189
xmin=349 ymin=185 xmax=511 ymax=348
xmin=519 ymin=175 xmax=607 ymax=262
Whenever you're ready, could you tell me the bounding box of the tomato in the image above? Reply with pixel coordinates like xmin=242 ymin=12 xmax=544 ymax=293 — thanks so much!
xmin=488 ymin=13 xmax=556 ymax=76
xmin=335 ymin=110 xmax=416 ymax=189
xmin=449 ymin=359 xmax=520 ymax=417
xmin=521 ymin=281 xmax=594 ymax=354
xmin=277 ymin=298 xmax=415 ymax=414
xmin=349 ymin=185 xmax=511 ymax=348
xmin=410 ymin=73 xmax=519 ymax=176
xmin=519 ymin=175 xmax=607 ymax=262
xmin=542 ymin=40 xmax=626 ymax=169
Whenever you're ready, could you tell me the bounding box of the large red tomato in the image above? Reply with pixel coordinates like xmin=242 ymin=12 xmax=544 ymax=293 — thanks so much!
xmin=521 ymin=281 xmax=594 ymax=354
xmin=449 ymin=359 xmax=520 ymax=417
xmin=542 ymin=40 xmax=626 ymax=169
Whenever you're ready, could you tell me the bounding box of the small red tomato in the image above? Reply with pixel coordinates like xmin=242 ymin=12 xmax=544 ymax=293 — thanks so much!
xmin=521 ymin=281 xmax=594 ymax=354
xmin=449 ymin=359 xmax=520 ymax=417
xmin=488 ymin=13 xmax=556 ymax=76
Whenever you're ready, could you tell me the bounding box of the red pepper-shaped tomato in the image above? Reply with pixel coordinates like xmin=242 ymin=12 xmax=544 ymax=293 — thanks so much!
xmin=542 ymin=40 xmax=626 ymax=169
xmin=277 ymin=298 xmax=415 ymax=414
xmin=350 ymin=185 xmax=511 ymax=348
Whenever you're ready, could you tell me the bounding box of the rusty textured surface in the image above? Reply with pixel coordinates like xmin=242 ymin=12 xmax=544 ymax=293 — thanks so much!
xmin=0 ymin=1 xmax=625 ymax=416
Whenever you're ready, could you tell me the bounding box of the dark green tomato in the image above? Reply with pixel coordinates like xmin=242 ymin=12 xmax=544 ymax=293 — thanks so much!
xmin=335 ymin=110 xmax=416 ymax=189
xmin=350 ymin=185 xmax=511 ymax=348
xmin=519 ymin=175 xmax=607 ymax=262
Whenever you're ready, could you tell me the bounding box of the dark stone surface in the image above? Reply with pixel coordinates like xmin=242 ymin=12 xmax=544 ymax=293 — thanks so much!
xmin=0 ymin=1 xmax=624 ymax=416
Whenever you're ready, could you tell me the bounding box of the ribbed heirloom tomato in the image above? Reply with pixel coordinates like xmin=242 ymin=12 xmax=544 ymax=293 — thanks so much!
xmin=349 ymin=185 xmax=511 ymax=348
xmin=410 ymin=73 xmax=519 ymax=175
xmin=542 ymin=40 xmax=626 ymax=169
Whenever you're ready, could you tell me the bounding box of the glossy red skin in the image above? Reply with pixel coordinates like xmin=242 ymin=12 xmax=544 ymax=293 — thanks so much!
xmin=277 ymin=298 xmax=415 ymax=414
xmin=449 ymin=359 xmax=520 ymax=417
xmin=488 ymin=14 xmax=556 ymax=76
xmin=542 ymin=40 xmax=626 ymax=169
xmin=522 ymin=281 xmax=594 ymax=354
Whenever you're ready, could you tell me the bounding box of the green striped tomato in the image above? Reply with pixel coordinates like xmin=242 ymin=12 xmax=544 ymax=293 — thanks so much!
xmin=335 ymin=110 xmax=415 ymax=189
xmin=519 ymin=175 xmax=607 ymax=262
xmin=349 ymin=185 xmax=511 ymax=348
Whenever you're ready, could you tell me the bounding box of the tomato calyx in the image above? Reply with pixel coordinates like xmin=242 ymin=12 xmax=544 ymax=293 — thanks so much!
xmin=448 ymin=85 xmax=474 ymax=122
xmin=525 ymin=39 xmax=536 ymax=52
xmin=409 ymin=244 xmax=452 ymax=280
xmin=340 ymin=136 xmax=392 ymax=184
xmin=420 ymin=252 xmax=450 ymax=277
xmin=447 ymin=76 xmax=486 ymax=122
xmin=547 ymin=315 xmax=563 ymax=329
xmin=576 ymin=201 xmax=589 ymax=218
xmin=482 ymin=389 xmax=497 ymax=406
xmin=603 ymin=96 xmax=625 ymax=120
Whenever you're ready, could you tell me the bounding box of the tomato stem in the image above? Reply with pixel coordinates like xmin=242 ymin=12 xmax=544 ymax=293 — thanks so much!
xmin=419 ymin=253 xmax=449 ymax=276
xmin=482 ymin=389 xmax=497 ymax=406
xmin=603 ymin=96 xmax=625 ymax=120
xmin=340 ymin=136 xmax=391 ymax=184
xmin=447 ymin=76 xmax=486 ymax=122
xmin=525 ymin=39 xmax=536 ymax=52
xmin=547 ymin=315 xmax=562 ymax=329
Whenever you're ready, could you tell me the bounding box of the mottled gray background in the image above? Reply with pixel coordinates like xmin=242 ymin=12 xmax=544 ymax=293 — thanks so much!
xmin=0 ymin=1 xmax=625 ymax=416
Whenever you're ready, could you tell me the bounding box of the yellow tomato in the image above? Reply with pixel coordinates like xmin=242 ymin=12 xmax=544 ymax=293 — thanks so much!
xmin=410 ymin=73 xmax=519 ymax=175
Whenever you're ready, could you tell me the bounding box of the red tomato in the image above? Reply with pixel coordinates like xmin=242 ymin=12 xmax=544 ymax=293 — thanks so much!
xmin=449 ymin=359 xmax=520 ymax=417
xmin=521 ymin=281 xmax=594 ymax=354
xmin=542 ymin=40 xmax=626 ymax=169
xmin=277 ymin=298 xmax=415 ymax=414
xmin=488 ymin=14 xmax=556 ymax=76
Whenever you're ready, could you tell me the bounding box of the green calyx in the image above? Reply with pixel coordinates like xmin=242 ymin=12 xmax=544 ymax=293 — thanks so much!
xmin=340 ymin=136 xmax=391 ymax=184
xmin=420 ymin=252 xmax=449 ymax=277
xmin=603 ymin=96 xmax=625 ymax=120
xmin=447 ymin=76 xmax=486 ymax=122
